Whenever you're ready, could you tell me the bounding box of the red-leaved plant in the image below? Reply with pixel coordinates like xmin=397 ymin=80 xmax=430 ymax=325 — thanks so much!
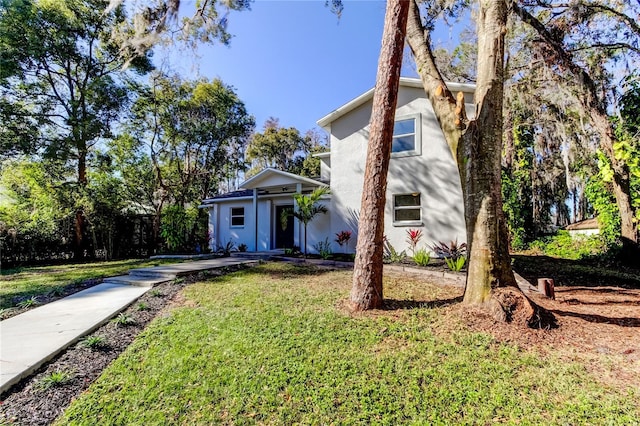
xmin=335 ymin=230 xmax=352 ymax=253
xmin=406 ymin=229 xmax=423 ymax=254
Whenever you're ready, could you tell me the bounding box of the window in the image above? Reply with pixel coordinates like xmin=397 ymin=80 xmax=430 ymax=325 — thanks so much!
xmin=391 ymin=114 xmax=421 ymax=156
xmin=230 ymin=207 xmax=245 ymax=227
xmin=394 ymin=193 xmax=421 ymax=224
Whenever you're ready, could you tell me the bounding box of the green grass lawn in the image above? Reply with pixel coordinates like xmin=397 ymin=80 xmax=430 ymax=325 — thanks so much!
xmin=0 ymin=258 xmax=181 ymax=309
xmin=58 ymin=263 xmax=638 ymax=425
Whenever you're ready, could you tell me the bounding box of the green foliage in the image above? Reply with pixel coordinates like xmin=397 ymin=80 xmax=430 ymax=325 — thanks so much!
xmin=528 ymin=231 xmax=609 ymax=260
xmin=216 ymin=240 xmax=237 ymax=256
xmin=383 ymin=237 xmax=407 ymax=263
xmin=59 ymin=264 xmax=639 ymax=425
xmin=501 ymin=120 xmax=535 ymax=249
xmin=584 ymin=152 xmax=622 ymax=244
xmin=445 ymin=256 xmax=466 ymax=272
xmin=111 ymin=313 xmax=135 ymax=327
xmin=35 ymin=370 xmax=73 ymax=391
xmin=412 ymin=248 xmax=431 ymax=266
xmin=17 ymin=296 xmax=39 ymax=309
xmin=283 ymin=246 xmax=301 ymax=256
xmin=81 ymin=335 xmax=107 ymax=350
xmin=137 ymin=302 xmax=150 ymax=311
xmin=0 ymin=259 xmax=180 ymax=310
xmin=160 ymin=205 xmax=198 ymax=252
xmin=312 ymin=237 xmax=333 ymax=260
xmin=291 ymin=187 xmax=330 ymax=256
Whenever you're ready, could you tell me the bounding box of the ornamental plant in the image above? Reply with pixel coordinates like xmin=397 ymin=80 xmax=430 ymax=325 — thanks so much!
xmin=335 ymin=230 xmax=352 ymax=253
xmin=406 ymin=229 xmax=423 ymax=255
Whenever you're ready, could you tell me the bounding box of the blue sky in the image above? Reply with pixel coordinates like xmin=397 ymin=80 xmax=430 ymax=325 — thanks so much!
xmin=169 ymin=0 xmax=464 ymax=134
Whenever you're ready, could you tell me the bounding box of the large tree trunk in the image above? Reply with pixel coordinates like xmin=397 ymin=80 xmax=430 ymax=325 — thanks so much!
xmin=512 ymin=2 xmax=638 ymax=252
xmin=407 ymin=0 xmax=553 ymax=327
xmin=350 ymin=0 xmax=410 ymax=311
xmin=460 ymin=0 xmax=517 ymax=303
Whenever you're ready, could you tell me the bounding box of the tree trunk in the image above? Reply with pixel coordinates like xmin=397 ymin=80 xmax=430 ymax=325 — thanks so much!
xmin=350 ymin=0 xmax=410 ymax=311
xmin=406 ymin=0 xmax=555 ymax=327
xmin=73 ymin=146 xmax=88 ymax=260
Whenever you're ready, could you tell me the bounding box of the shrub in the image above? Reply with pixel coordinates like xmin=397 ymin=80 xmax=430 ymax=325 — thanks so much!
xmin=35 ymin=370 xmax=73 ymax=391
xmin=313 ymin=238 xmax=333 ymax=260
xmin=528 ymin=231 xmax=609 ymax=260
xmin=413 ymin=248 xmax=431 ymax=266
xmin=445 ymin=256 xmax=466 ymax=272
xmin=335 ymin=230 xmax=352 ymax=253
xmin=431 ymin=239 xmax=467 ymax=261
xmin=17 ymin=296 xmax=39 ymax=309
xmin=284 ymin=246 xmax=301 ymax=256
xmin=383 ymin=236 xmax=407 ymax=263
xmin=216 ymin=240 xmax=237 ymax=256
xmin=237 ymin=243 xmax=248 ymax=252
xmin=81 ymin=335 xmax=107 ymax=350
xmin=137 ymin=302 xmax=150 ymax=311
xmin=111 ymin=313 xmax=135 ymax=327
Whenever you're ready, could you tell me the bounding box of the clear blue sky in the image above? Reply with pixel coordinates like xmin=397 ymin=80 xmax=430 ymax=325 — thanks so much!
xmin=169 ymin=0 xmax=464 ymax=134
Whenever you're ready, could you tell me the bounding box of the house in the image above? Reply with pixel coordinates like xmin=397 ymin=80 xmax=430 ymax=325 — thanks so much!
xmin=200 ymin=77 xmax=473 ymax=255
xmin=565 ymin=217 xmax=600 ymax=237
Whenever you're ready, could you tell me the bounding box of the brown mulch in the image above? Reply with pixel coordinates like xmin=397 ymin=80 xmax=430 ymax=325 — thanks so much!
xmin=0 ymin=265 xmax=249 ymax=426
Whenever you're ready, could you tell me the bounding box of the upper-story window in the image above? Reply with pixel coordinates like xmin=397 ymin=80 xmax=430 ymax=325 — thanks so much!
xmin=230 ymin=207 xmax=245 ymax=227
xmin=392 ymin=114 xmax=421 ymax=157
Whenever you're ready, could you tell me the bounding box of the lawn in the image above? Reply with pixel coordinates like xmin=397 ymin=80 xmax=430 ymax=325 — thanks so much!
xmin=57 ymin=263 xmax=638 ymax=425
xmin=0 ymin=258 xmax=181 ymax=310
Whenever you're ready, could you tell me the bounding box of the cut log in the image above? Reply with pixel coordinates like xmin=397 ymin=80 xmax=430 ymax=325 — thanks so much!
xmin=537 ymin=278 xmax=555 ymax=300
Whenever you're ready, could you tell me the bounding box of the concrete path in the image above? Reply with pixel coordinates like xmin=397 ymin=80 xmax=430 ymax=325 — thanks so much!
xmin=0 ymin=257 xmax=258 ymax=395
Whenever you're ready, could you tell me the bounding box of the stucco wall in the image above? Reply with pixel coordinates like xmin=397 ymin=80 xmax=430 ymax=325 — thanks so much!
xmin=327 ymin=85 xmax=467 ymax=254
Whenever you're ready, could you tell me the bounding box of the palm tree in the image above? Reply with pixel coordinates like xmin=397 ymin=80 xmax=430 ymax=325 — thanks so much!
xmin=291 ymin=187 xmax=330 ymax=257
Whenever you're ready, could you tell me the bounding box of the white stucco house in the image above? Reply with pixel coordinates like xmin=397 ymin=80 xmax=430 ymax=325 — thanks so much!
xmin=200 ymin=77 xmax=473 ymax=255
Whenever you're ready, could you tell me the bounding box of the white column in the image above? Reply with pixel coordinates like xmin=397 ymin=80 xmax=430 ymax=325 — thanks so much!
xmin=253 ymin=188 xmax=259 ymax=251
xmin=294 ymin=183 xmax=302 ymax=251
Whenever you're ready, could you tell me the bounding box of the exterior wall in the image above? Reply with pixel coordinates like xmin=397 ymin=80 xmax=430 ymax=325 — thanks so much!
xmin=213 ymin=199 xmax=256 ymax=251
xmin=327 ymin=85 xmax=467 ymax=254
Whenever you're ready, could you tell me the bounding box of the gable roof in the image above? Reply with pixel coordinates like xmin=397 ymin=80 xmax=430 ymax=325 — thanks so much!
xmin=239 ymin=168 xmax=326 ymax=190
xmin=316 ymin=77 xmax=476 ymax=130
xmin=565 ymin=217 xmax=599 ymax=230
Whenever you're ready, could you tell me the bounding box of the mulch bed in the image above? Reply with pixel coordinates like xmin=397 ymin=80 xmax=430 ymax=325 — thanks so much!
xmin=1 ymin=279 xmax=103 ymax=321
xmin=0 ymin=265 xmax=249 ymax=426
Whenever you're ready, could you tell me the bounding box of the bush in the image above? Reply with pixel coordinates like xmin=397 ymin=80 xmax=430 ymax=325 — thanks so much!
xmin=312 ymin=238 xmax=333 ymax=260
xmin=413 ymin=248 xmax=431 ymax=266
xmin=383 ymin=237 xmax=406 ymax=263
xmin=528 ymin=231 xmax=609 ymax=260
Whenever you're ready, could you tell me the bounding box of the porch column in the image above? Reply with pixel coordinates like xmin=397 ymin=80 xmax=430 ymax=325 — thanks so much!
xmin=294 ymin=183 xmax=302 ymax=251
xmin=253 ymin=188 xmax=258 ymax=251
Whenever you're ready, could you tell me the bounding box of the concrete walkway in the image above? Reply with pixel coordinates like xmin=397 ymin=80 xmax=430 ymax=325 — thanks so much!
xmin=0 ymin=257 xmax=258 ymax=395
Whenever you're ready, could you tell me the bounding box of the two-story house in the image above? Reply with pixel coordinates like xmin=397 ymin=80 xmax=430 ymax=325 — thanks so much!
xmin=200 ymin=77 xmax=473 ymax=255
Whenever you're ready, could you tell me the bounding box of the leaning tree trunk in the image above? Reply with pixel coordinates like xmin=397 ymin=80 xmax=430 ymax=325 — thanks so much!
xmin=350 ymin=0 xmax=410 ymax=311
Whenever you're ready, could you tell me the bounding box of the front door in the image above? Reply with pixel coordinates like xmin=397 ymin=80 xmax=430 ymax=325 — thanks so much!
xmin=274 ymin=205 xmax=294 ymax=249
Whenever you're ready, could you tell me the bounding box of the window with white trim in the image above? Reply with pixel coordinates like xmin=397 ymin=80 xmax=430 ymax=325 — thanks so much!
xmin=392 ymin=114 xmax=421 ymax=156
xmin=393 ymin=193 xmax=421 ymax=224
xmin=230 ymin=207 xmax=245 ymax=227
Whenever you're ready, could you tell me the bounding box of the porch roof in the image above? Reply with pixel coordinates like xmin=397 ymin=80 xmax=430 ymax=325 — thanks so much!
xmin=239 ymin=168 xmax=326 ymax=192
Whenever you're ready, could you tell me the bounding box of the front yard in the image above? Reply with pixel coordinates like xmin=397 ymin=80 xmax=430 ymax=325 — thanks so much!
xmin=45 ymin=263 xmax=638 ymax=425
xmin=0 ymin=258 xmax=182 ymax=315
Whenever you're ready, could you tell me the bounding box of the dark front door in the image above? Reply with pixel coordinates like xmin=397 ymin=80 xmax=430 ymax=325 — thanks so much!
xmin=274 ymin=205 xmax=294 ymax=249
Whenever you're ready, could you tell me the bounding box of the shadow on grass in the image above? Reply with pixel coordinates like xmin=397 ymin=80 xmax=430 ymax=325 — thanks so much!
xmin=512 ymin=254 xmax=640 ymax=289
xmin=550 ymin=309 xmax=640 ymax=327
xmin=383 ymin=296 xmax=464 ymax=311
